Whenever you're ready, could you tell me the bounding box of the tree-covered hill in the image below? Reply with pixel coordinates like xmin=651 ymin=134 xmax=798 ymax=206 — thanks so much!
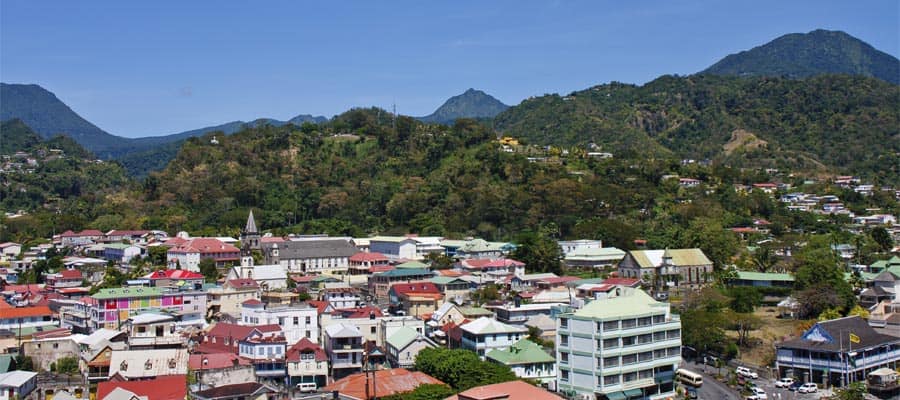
xmin=419 ymin=89 xmax=509 ymax=124
xmin=1 ymin=119 xmax=94 ymax=159
xmin=494 ymin=75 xmax=900 ymax=183
xmin=702 ymin=30 xmax=900 ymax=84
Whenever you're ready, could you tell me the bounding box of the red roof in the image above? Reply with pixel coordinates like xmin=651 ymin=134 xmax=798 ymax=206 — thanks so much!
xmin=336 ymin=305 xmax=384 ymax=319
xmin=242 ymin=299 xmax=263 ymax=306
xmin=308 ymin=300 xmax=332 ymax=314
xmin=97 ymin=375 xmax=187 ymax=400
xmin=448 ymin=380 xmax=563 ymax=400
xmin=226 ymin=278 xmax=259 ymax=289
xmin=538 ymin=276 xmax=580 ymax=285
xmin=286 ymin=338 xmax=328 ymax=362
xmin=168 ymin=238 xmax=240 ymax=254
xmin=59 ymin=269 xmax=83 ymax=279
xmin=0 ymin=305 xmax=52 ymax=319
xmin=206 ymin=323 xmax=282 ymax=346
xmin=145 ymin=269 xmax=204 ymax=280
xmin=260 ymin=236 xmax=286 ymax=244
xmin=2 ymin=284 xmax=45 ymax=294
xmin=59 ymin=229 xmax=104 ymax=237
xmin=391 ymin=282 xmax=441 ymax=296
xmin=290 ymin=275 xmax=316 ymax=283
xmin=106 ymin=230 xmax=150 ymax=237
xmin=436 ymin=270 xmax=465 ymax=277
xmin=350 ymin=252 xmax=389 ymax=262
xmin=369 ymin=265 xmax=395 ymax=273
xmin=460 ymin=258 xmax=524 ymax=269
xmin=323 ymin=368 xmax=444 ymax=399
xmin=58 ymin=287 xmax=91 ymax=295
xmin=162 ymin=237 xmax=188 ymax=247
xmin=601 ymin=277 xmax=641 ymax=287
xmin=189 ymin=352 xmax=251 ymax=369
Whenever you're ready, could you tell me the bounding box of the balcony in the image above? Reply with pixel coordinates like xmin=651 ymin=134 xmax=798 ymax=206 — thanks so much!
xmin=128 ymin=336 xmax=186 ymax=347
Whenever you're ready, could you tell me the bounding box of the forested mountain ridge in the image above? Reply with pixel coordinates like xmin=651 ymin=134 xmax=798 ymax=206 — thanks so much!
xmin=702 ymin=29 xmax=900 ymax=84
xmin=419 ymin=89 xmax=510 ymax=124
xmin=1 ymin=83 xmax=327 ymax=174
xmin=494 ymin=74 xmax=900 ymax=182
xmin=0 ymin=119 xmax=94 ymax=159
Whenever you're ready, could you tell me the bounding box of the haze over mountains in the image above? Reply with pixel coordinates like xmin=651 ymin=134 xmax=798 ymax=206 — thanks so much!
xmin=1 ymin=29 xmax=897 ymax=178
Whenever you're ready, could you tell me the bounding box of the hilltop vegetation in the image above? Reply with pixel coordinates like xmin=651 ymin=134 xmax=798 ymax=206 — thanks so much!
xmin=419 ymin=88 xmax=510 ymax=124
xmin=494 ymin=75 xmax=900 ymax=183
xmin=702 ymin=29 xmax=900 ymax=84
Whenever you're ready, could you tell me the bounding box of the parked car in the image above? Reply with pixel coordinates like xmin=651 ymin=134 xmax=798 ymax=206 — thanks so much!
xmin=736 ymin=366 xmax=759 ymax=379
xmin=798 ymin=383 xmax=817 ymax=393
xmin=745 ymin=387 xmax=767 ymax=400
xmin=775 ymin=377 xmax=795 ymax=388
xmin=787 ymin=381 xmax=803 ymax=391
xmin=655 ymin=292 xmax=669 ymax=301
xmin=703 ymin=355 xmax=720 ymax=366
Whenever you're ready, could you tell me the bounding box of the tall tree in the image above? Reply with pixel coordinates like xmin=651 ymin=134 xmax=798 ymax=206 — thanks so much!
xmin=512 ymin=232 xmax=562 ymax=274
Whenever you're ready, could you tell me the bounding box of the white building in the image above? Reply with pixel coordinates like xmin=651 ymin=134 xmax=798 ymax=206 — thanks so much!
xmin=558 ymin=239 xmax=603 ymax=257
xmin=0 ymin=371 xmax=37 ymax=400
xmin=323 ymin=323 xmax=364 ymax=380
xmin=240 ymin=301 xmax=318 ymax=345
xmin=556 ymin=288 xmax=681 ymax=400
xmin=459 ymin=317 xmax=528 ymax=359
xmin=369 ymin=236 xmax=444 ymax=261
xmin=262 ymin=236 xmax=358 ymax=275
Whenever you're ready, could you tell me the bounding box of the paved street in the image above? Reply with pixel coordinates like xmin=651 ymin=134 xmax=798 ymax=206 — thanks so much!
xmin=680 ymin=360 xmax=740 ymax=400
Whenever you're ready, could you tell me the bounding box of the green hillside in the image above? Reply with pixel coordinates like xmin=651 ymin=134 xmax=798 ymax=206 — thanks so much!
xmin=702 ymin=30 xmax=900 ymax=84
xmin=420 ymin=89 xmax=509 ymax=124
xmin=494 ymin=75 xmax=900 ymax=183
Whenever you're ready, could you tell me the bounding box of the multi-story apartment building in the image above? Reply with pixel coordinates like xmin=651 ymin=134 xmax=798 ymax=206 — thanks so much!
xmin=166 ymin=238 xmax=241 ymax=272
xmin=286 ymin=338 xmax=329 ymax=391
xmin=63 ymin=287 xmax=206 ymax=332
xmin=238 ymin=329 xmax=288 ymax=384
xmin=556 ymin=288 xmax=681 ymax=400
xmin=240 ymin=300 xmax=318 ymax=345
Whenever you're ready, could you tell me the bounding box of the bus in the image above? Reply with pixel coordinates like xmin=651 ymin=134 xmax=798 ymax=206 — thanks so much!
xmin=676 ymin=368 xmax=703 ymax=387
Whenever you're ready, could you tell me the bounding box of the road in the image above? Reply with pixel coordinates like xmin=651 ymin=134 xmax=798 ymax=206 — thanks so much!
xmin=681 ymin=360 xmax=741 ymax=400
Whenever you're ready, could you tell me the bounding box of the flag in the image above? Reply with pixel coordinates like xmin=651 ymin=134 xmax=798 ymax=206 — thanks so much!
xmin=849 ymin=333 xmax=860 ymax=344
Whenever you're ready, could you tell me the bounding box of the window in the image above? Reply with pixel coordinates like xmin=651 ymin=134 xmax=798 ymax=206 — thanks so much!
xmin=652 ymin=314 xmax=665 ymax=324
xmin=371 ymin=327 xmax=377 ymax=334
xmin=638 ymin=334 xmax=652 ymax=344
xmin=603 ymin=338 xmax=619 ymax=349
xmin=667 ymin=329 xmax=681 ymax=339
xmin=306 ymin=316 xmax=311 ymax=324
xmin=603 ymin=320 xmax=619 ymax=331
xmin=306 ymin=331 xmax=311 ymax=338
xmin=622 ymin=318 xmax=637 ymax=329
xmin=604 ymin=374 xmax=619 ymax=386
xmin=603 ymin=356 xmax=618 ymax=367
xmin=638 ymin=317 xmax=651 ymax=327
xmin=639 ymin=369 xmax=653 ymax=379
xmin=561 ymin=370 xmax=569 ymax=381
xmin=507 ymin=334 xmax=513 ymax=341
xmin=53 ymin=343 xmax=59 ymax=349
xmin=622 ymin=354 xmax=637 ymax=365
xmin=258 ymin=347 xmax=264 ymax=355
xmin=560 ymin=352 xmax=569 ymax=364
xmin=638 ymin=351 xmax=653 ymax=362
xmin=294 ymin=317 xmax=299 ymax=325
xmin=622 ymin=336 xmax=636 ymax=347
xmin=624 ymin=372 xmax=637 ymax=382
xmin=653 ymin=331 xmax=666 ymax=341
xmin=144 ymin=360 xmax=153 ymax=370
xmin=560 ymin=318 xmax=568 ymax=329
xmin=560 ymin=335 xmax=569 ymax=346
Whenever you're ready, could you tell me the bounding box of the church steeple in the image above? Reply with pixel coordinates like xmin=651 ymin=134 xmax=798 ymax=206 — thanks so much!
xmin=241 ymin=209 xmax=260 ymax=250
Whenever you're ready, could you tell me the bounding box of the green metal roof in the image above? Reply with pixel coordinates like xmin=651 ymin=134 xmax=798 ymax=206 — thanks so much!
xmin=735 ymin=271 xmax=795 ymax=282
xmin=375 ymin=268 xmax=433 ymax=278
xmin=570 ymin=288 xmax=666 ymax=320
xmin=430 ymin=276 xmax=468 ymax=285
xmin=92 ymin=287 xmax=165 ymax=299
xmin=486 ymin=339 xmax=555 ymax=365
xmin=396 ymin=261 xmax=428 ymax=269
xmin=385 ymin=326 xmax=422 ymax=350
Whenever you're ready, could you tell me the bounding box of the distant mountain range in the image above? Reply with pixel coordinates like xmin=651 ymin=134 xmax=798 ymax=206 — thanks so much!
xmin=0 ymin=83 xmax=328 ymax=175
xmin=418 ymin=88 xmax=509 ymax=124
xmin=702 ymin=29 xmax=899 ymax=84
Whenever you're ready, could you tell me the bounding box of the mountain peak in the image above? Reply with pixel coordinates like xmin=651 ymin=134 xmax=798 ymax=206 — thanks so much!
xmin=701 ymin=29 xmax=899 ymax=84
xmin=419 ymin=88 xmax=509 ymax=124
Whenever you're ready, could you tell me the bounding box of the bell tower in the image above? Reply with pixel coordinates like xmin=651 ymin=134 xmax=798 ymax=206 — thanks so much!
xmin=241 ymin=209 xmax=260 ymax=251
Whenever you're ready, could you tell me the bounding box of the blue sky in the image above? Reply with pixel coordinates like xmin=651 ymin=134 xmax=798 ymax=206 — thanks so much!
xmin=2 ymin=1 xmax=898 ymax=138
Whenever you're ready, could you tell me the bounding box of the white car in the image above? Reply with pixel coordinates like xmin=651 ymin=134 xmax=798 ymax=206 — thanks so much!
xmin=798 ymin=383 xmax=818 ymax=393
xmin=745 ymin=387 xmax=767 ymax=400
xmin=736 ymin=366 xmax=759 ymax=379
xmin=775 ymin=377 xmax=795 ymax=388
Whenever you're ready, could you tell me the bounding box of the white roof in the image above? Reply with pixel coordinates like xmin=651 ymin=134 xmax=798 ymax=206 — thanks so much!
xmin=0 ymin=370 xmax=37 ymax=388
xmin=78 ymin=328 xmax=125 ymax=347
xmin=103 ymin=387 xmax=148 ymax=400
xmin=461 ymin=317 xmax=527 ymax=335
xmin=108 ymin=349 xmax=188 ymax=379
xmin=127 ymin=313 xmax=175 ymax=325
xmin=324 ymin=323 xmax=361 ymax=338
xmin=431 ymin=302 xmax=456 ymax=321
xmin=532 ymin=290 xmax=572 ymax=303
xmin=525 ymin=314 xmax=556 ymax=331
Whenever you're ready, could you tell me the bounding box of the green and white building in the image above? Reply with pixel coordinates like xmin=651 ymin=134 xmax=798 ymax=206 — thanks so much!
xmin=487 ymin=338 xmax=556 ymax=384
xmin=556 ymin=288 xmax=681 ymax=400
